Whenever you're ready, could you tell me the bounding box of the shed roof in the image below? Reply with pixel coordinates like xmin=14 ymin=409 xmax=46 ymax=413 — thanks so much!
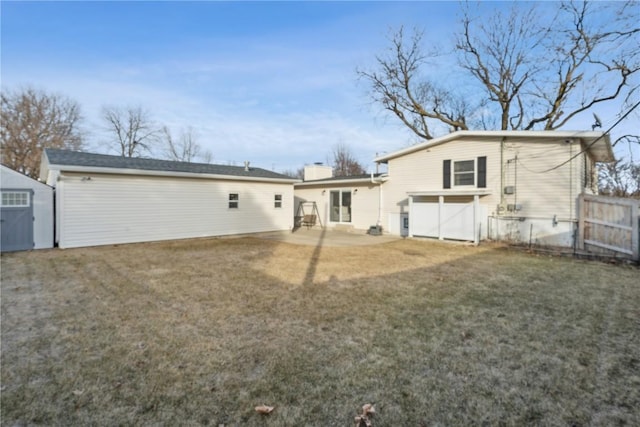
xmin=43 ymin=149 xmax=298 ymax=183
xmin=374 ymin=130 xmax=614 ymax=163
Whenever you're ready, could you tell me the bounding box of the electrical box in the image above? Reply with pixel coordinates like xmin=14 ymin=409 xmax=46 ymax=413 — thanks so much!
xmin=507 ymin=204 xmax=522 ymax=212
xmin=504 ymin=186 xmax=515 ymax=195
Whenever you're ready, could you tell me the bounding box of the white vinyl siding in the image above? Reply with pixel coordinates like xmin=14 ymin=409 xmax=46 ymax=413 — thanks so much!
xmin=502 ymin=140 xmax=585 ymax=219
xmin=56 ymin=173 xmax=293 ymax=248
xmin=381 ymin=139 xmax=501 ymax=231
xmin=294 ymin=182 xmax=381 ymax=231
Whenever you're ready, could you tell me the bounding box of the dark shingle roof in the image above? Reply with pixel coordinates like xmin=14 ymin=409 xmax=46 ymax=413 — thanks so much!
xmin=44 ymin=149 xmax=295 ymax=181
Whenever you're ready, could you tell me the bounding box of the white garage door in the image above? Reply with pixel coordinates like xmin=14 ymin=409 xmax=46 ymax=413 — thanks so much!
xmin=412 ymin=201 xmax=484 ymax=241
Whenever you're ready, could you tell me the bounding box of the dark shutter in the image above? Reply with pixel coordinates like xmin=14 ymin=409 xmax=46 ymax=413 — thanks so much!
xmin=477 ymin=156 xmax=487 ymax=188
xmin=443 ymin=160 xmax=451 ymax=189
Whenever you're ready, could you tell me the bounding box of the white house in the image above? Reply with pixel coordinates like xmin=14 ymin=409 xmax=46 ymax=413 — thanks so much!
xmin=1 ymin=164 xmax=54 ymax=251
xmin=294 ymin=130 xmax=614 ymax=247
xmin=40 ymin=149 xmax=298 ymax=249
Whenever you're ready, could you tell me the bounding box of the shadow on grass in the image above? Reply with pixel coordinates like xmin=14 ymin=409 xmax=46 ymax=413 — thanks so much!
xmin=301 ymin=226 xmax=326 ymax=286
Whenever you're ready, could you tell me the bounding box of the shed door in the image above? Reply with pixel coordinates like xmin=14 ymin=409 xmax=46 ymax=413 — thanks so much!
xmin=1 ymin=190 xmax=34 ymax=252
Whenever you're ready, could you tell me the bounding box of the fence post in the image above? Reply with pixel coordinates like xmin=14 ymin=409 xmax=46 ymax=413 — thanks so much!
xmin=632 ymin=201 xmax=639 ymax=262
xmin=577 ymin=194 xmax=586 ymax=251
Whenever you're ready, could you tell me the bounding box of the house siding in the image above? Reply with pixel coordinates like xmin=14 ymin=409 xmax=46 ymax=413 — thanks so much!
xmin=56 ymin=172 xmax=293 ymax=248
xmin=381 ymin=139 xmax=501 ymax=231
xmin=381 ymin=136 xmax=594 ymax=246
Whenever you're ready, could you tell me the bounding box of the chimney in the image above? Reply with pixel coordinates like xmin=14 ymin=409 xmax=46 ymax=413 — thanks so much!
xmin=244 ymin=161 xmax=250 ymax=172
xmin=303 ymin=163 xmax=333 ymax=181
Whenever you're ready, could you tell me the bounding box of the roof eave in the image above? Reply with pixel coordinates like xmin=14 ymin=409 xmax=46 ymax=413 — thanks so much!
xmin=295 ymin=175 xmax=388 ymax=187
xmin=375 ymin=130 xmax=615 ymax=163
xmin=47 ymin=164 xmax=299 ymax=184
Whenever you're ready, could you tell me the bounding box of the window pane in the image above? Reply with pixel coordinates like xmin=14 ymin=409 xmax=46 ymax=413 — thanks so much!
xmin=454 ymin=172 xmax=475 ymax=186
xmin=229 ymin=193 xmax=238 ymax=201
xmin=341 ymin=191 xmax=351 ymax=222
xmin=275 ymin=194 xmax=282 ymax=201
xmin=454 ymin=160 xmax=474 ymax=172
xmin=453 ymin=160 xmax=475 ymax=186
xmin=330 ymin=191 xmax=340 ymax=222
xmin=1 ymin=191 xmax=29 ymax=207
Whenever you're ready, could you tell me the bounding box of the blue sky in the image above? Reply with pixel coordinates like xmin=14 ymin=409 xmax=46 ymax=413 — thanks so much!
xmin=2 ymin=1 xmax=637 ymax=172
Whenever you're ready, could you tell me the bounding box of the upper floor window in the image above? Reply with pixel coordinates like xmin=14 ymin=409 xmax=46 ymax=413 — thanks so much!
xmin=274 ymin=194 xmax=282 ymax=208
xmin=454 ymin=160 xmax=475 ymax=186
xmin=443 ymin=156 xmax=486 ymax=189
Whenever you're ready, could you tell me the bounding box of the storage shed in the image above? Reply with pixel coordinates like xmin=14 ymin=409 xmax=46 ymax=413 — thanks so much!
xmin=40 ymin=149 xmax=298 ymax=249
xmin=1 ymin=164 xmax=54 ymax=251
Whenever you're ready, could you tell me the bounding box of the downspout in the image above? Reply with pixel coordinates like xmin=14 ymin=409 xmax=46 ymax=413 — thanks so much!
xmin=500 ymin=137 xmax=506 ymax=211
xmin=371 ymin=170 xmax=382 ymax=227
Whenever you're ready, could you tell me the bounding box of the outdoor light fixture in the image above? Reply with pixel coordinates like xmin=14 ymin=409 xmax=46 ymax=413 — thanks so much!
xmin=322 ymin=190 xmax=326 ymax=195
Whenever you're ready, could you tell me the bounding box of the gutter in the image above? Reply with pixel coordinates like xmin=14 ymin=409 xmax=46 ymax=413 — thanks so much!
xmin=48 ymin=165 xmax=300 ymax=184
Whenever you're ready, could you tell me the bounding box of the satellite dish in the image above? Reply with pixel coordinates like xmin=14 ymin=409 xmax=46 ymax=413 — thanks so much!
xmin=592 ymin=113 xmax=602 ymax=130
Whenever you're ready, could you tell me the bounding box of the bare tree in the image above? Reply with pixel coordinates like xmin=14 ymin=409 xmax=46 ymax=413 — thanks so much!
xmin=331 ymin=142 xmax=367 ymax=177
xmin=281 ymin=167 xmax=304 ymax=179
xmin=1 ymin=87 xmax=84 ymax=178
xmin=357 ymin=28 xmax=470 ymax=140
xmin=359 ymin=2 xmax=639 ymax=137
xmin=599 ymin=134 xmax=640 ymax=198
xmin=162 ymin=126 xmax=212 ymax=163
xmin=102 ymin=106 xmax=160 ymax=157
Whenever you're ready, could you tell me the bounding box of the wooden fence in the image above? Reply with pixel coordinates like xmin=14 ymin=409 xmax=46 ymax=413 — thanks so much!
xmin=577 ymin=194 xmax=640 ymax=261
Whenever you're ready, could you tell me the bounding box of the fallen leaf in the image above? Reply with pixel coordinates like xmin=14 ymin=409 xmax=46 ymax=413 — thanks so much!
xmin=362 ymin=403 xmax=375 ymax=414
xmin=72 ymin=389 xmax=84 ymax=396
xmin=255 ymin=404 xmax=274 ymax=414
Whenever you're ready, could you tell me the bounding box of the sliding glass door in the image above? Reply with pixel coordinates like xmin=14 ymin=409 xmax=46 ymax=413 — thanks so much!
xmin=329 ymin=190 xmax=351 ymax=223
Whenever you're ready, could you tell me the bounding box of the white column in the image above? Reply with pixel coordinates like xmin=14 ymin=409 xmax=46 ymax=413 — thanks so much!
xmin=408 ymin=195 xmax=414 ymax=238
xmin=473 ymin=194 xmax=479 ymax=245
xmin=438 ymin=195 xmax=444 ymax=240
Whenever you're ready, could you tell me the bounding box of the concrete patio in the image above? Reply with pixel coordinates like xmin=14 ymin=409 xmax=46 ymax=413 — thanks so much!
xmin=256 ymin=227 xmax=402 ymax=247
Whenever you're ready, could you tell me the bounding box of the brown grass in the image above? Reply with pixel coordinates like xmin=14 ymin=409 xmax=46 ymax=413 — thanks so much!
xmin=1 ymin=237 xmax=638 ymax=426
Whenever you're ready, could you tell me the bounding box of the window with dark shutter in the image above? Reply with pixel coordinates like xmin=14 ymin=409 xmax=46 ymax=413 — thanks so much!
xmin=443 ymin=160 xmax=451 ymax=189
xmin=477 ymin=156 xmax=487 ymax=188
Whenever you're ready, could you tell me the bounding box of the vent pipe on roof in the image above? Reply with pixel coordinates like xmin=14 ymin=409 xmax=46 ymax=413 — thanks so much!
xmin=244 ymin=161 xmax=250 ymax=172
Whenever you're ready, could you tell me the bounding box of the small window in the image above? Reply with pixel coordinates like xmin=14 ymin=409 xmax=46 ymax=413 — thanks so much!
xmin=229 ymin=193 xmax=239 ymax=209
xmin=454 ymin=160 xmax=475 ymax=186
xmin=1 ymin=191 xmax=30 ymax=207
xmin=274 ymin=194 xmax=282 ymax=208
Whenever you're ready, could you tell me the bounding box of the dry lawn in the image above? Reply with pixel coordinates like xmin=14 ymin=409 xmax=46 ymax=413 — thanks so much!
xmin=1 ymin=237 xmax=639 ymax=426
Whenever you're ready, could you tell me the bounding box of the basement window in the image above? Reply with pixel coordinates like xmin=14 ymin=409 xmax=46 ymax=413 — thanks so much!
xmin=274 ymin=194 xmax=282 ymax=208
xmin=228 ymin=193 xmax=239 ymax=209
xmin=1 ymin=191 xmax=30 ymax=207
